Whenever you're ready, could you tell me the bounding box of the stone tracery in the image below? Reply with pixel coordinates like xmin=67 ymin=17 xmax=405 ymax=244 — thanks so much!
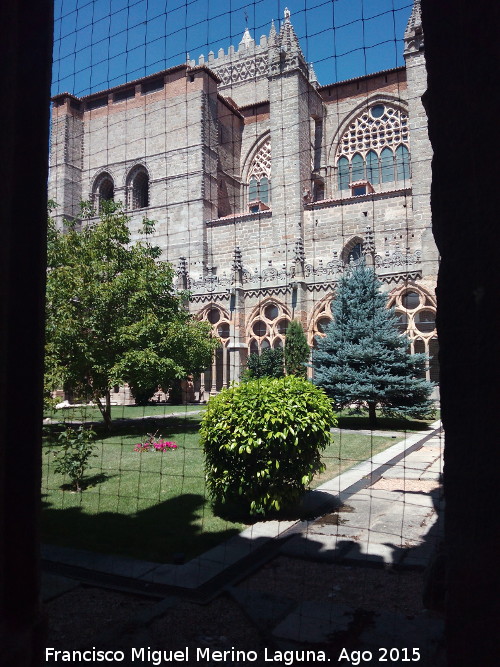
xmin=248 ymin=138 xmax=271 ymax=205
xmin=336 ymin=104 xmax=410 ymax=190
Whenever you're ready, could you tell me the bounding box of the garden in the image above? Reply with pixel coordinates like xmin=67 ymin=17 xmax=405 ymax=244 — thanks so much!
xmin=41 ymin=404 xmax=433 ymax=564
xmin=42 ymin=211 xmax=436 ymax=565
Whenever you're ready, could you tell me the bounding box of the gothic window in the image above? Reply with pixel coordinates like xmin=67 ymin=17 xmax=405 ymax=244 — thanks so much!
xmin=198 ymin=306 xmax=231 ymax=395
xmin=248 ymin=138 xmax=271 ymax=206
xmin=351 ymin=153 xmax=364 ymax=181
xmin=366 ymin=150 xmax=379 ymax=184
xmin=395 ymin=145 xmax=410 ymax=181
xmin=309 ymin=298 xmax=334 ymax=351
xmin=259 ymin=176 xmax=269 ymax=203
xmin=247 ymin=300 xmax=290 ymax=353
xmin=335 ymin=104 xmax=411 ymax=192
xmin=380 ymin=147 xmax=394 ymax=183
xmin=347 ymin=243 xmax=363 ymax=264
xmin=93 ymin=172 xmax=114 ymax=211
xmin=127 ymin=166 xmax=149 ymax=209
xmin=342 ymin=237 xmax=364 ymax=266
xmin=389 ymin=286 xmax=439 ymax=384
xmin=338 ymin=156 xmax=350 ymax=190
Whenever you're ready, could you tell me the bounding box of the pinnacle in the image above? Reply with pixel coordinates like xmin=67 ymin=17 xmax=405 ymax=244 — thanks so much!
xmin=404 ymin=0 xmax=422 ymax=38
xmin=278 ymin=8 xmax=305 ymax=59
xmin=239 ymin=27 xmax=254 ymax=49
xmin=269 ymin=19 xmax=277 ymax=44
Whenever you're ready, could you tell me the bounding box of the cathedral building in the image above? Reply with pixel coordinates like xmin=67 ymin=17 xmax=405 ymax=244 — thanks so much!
xmin=49 ymin=0 xmax=438 ymax=401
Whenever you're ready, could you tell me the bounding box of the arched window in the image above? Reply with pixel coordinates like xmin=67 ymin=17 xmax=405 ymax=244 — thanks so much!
xmin=395 ymin=145 xmax=411 ymax=181
xmin=335 ymin=103 xmax=410 ymax=193
xmin=338 ymin=156 xmax=350 ymax=190
xmin=347 ymin=243 xmax=363 ymax=264
xmin=248 ymin=178 xmax=258 ymax=202
xmin=126 ymin=166 xmax=149 ymax=210
xmin=259 ymin=176 xmax=269 ymax=203
xmin=134 ymin=170 xmax=149 ymax=208
xmin=380 ymin=147 xmax=394 ymax=183
xmin=342 ymin=237 xmax=364 ymax=266
xmin=366 ymin=150 xmax=379 ymax=184
xmin=93 ymin=172 xmax=114 ymax=211
xmin=247 ymin=301 xmax=290 ymax=353
xmin=198 ymin=306 xmax=232 ymax=396
xmin=351 ymin=153 xmax=364 ymax=181
xmin=247 ymin=138 xmax=271 ymax=208
xmin=388 ymin=286 xmax=439 ymax=384
xmin=309 ymin=297 xmax=334 ymax=361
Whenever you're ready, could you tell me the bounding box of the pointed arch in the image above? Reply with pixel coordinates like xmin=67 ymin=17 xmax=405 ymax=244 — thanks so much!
xmin=197 ymin=304 xmax=232 ymax=396
xmin=242 ymin=133 xmax=271 ymax=182
xmin=329 ymin=98 xmax=410 ymax=194
xmin=328 ymin=97 xmax=409 ymax=164
xmin=341 ymin=236 xmax=365 ymax=266
xmin=242 ymin=134 xmax=272 ymax=209
xmin=246 ymin=298 xmax=291 ymax=352
xmin=307 ymin=293 xmax=334 ymax=346
xmin=388 ymin=283 xmax=438 ymax=383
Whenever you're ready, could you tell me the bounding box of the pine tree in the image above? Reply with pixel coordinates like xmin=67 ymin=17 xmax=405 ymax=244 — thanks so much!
xmin=312 ymin=265 xmax=434 ymax=427
xmin=284 ymin=320 xmax=310 ymax=377
xmin=245 ymin=348 xmax=284 ymax=380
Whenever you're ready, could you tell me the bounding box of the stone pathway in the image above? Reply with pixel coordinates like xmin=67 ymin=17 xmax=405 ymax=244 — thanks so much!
xmin=281 ymin=432 xmax=443 ymax=568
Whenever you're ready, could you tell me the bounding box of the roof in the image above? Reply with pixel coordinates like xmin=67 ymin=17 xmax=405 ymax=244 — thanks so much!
xmin=318 ymin=66 xmax=406 ymax=92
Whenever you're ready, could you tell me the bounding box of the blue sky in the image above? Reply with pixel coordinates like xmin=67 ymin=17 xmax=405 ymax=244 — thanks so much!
xmin=52 ymin=0 xmax=413 ymax=97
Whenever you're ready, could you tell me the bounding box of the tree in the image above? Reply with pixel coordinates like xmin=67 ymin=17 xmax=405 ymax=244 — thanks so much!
xmin=284 ymin=320 xmax=310 ymax=377
xmin=244 ymin=348 xmax=284 ymax=380
xmin=45 ymin=201 xmax=219 ymax=427
xmin=312 ymin=265 xmax=434 ymax=427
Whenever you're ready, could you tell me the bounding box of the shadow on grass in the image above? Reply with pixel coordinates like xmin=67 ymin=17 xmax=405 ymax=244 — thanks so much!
xmin=336 ymin=414 xmax=434 ymax=431
xmin=41 ymin=492 xmax=240 ymax=564
xmin=59 ymin=473 xmax=117 ymax=492
xmin=42 ymin=416 xmax=201 ymax=442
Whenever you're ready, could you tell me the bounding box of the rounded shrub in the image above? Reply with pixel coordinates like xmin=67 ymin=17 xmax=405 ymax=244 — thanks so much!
xmin=200 ymin=376 xmax=337 ymax=515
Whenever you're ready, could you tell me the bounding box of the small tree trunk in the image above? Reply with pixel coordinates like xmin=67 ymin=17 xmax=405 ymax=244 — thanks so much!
xmin=95 ymin=392 xmax=112 ymax=430
xmin=368 ymin=401 xmax=377 ymax=428
xmin=105 ymin=390 xmax=111 ymax=421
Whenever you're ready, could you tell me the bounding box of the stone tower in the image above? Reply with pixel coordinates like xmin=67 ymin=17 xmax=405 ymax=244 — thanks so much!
xmin=404 ymin=0 xmax=437 ymax=286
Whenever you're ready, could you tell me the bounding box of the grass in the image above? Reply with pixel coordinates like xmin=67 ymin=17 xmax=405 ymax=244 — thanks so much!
xmin=41 ymin=415 xmax=406 ymax=564
xmin=311 ymin=429 xmax=401 ymax=489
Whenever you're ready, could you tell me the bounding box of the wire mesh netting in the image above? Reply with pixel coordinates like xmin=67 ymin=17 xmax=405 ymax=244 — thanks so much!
xmin=44 ymin=0 xmax=443 ymax=660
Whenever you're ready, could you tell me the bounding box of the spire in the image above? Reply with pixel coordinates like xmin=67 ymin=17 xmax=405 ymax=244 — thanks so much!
xmin=268 ymin=19 xmax=277 ymax=46
xmin=239 ymin=26 xmax=255 ymax=50
xmin=278 ymin=8 xmax=305 ymax=60
xmin=404 ymin=0 xmax=424 ymax=54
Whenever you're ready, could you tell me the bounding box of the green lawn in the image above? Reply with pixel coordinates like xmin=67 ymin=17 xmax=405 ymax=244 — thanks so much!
xmin=41 ymin=416 xmax=405 ymax=564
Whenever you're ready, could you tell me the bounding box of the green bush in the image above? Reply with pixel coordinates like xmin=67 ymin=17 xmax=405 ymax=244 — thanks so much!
xmin=200 ymin=376 xmax=337 ymax=515
xmin=48 ymin=424 xmax=97 ymax=491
